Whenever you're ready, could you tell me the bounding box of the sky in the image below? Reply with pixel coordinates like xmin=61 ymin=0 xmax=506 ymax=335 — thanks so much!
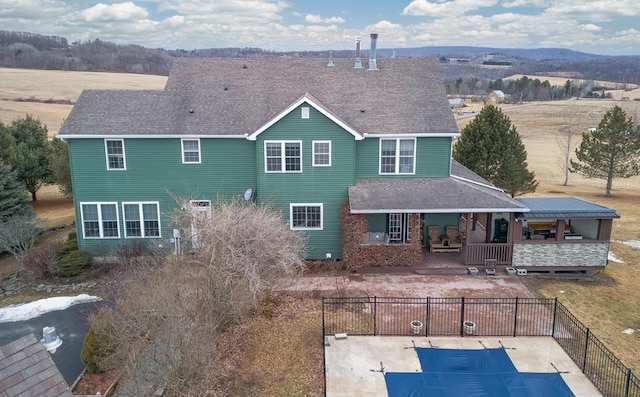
xmin=0 ymin=294 xmax=102 ymax=323
xmin=1 ymin=0 xmax=639 ymax=55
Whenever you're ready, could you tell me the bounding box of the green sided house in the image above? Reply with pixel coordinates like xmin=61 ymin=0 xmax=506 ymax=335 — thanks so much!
xmin=58 ymin=36 xmax=619 ymax=273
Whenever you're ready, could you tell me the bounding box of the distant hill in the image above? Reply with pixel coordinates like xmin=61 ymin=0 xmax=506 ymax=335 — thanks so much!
xmin=0 ymin=30 xmax=638 ymax=86
xmin=378 ymin=46 xmax=601 ymax=61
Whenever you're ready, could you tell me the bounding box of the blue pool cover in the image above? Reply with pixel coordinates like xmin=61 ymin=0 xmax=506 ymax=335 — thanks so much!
xmin=385 ymin=348 xmax=575 ymax=397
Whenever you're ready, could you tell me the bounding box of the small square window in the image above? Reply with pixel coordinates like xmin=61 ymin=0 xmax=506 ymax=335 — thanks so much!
xmin=301 ymin=107 xmax=310 ymax=119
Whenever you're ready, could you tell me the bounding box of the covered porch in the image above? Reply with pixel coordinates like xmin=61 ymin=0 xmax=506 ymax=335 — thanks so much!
xmin=345 ymin=175 xmax=527 ymax=269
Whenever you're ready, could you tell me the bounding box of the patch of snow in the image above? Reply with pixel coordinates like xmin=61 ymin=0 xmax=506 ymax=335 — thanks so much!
xmin=0 ymin=294 xmax=102 ymax=323
xmin=622 ymin=328 xmax=635 ymax=335
xmin=608 ymin=251 xmax=624 ymax=263
xmin=615 ymin=240 xmax=640 ymax=249
xmin=559 ymin=290 xmax=565 ymax=294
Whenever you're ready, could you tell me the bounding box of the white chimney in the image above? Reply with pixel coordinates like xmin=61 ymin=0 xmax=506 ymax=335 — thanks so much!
xmin=368 ymin=33 xmax=378 ymax=71
xmin=354 ymin=37 xmax=363 ymax=69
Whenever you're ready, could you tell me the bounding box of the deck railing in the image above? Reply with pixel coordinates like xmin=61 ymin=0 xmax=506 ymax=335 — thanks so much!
xmin=464 ymin=243 xmax=513 ymax=265
xmin=322 ymin=296 xmax=639 ymax=397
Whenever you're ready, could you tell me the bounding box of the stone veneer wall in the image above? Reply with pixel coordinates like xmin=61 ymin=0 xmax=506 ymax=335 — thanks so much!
xmin=512 ymin=242 xmax=609 ymax=268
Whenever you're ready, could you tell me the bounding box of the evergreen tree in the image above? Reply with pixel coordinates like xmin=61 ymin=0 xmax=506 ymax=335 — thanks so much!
xmin=570 ymin=105 xmax=640 ymax=197
xmin=6 ymin=115 xmax=54 ymax=201
xmin=453 ymin=105 xmax=538 ymax=197
xmin=0 ymin=123 xmax=16 ymax=164
xmin=0 ymin=160 xmax=32 ymax=222
xmin=50 ymin=136 xmax=72 ymax=197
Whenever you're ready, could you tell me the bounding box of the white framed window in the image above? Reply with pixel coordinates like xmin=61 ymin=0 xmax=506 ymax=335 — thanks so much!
xmin=81 ymin=202 xmax=120 ymax=239
xmin=301 ymin=106 xmax=310 ymax=119
xmin=181 ymin=139 xmax=201 ymax=164
xmin=379 ymin=138 xmax=416 ymax=174
xmin=313 ymin=141 xmax=331 ymax=166
xmin=105 ymin=139 xmax=126 ymax=170
xmin=122 ymin=202 xmax=161 ymax=238
xmin=290 ymin=203 xmax=323 ymax=230
xmin=265 ymin=141 xmax=302 ymax=172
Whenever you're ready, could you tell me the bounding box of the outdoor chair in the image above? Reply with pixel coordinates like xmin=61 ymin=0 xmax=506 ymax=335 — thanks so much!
xmin=445 ymin=226 xmax=463 ymax=249
xmin=427 ymin=225 xmax=445 ymax=253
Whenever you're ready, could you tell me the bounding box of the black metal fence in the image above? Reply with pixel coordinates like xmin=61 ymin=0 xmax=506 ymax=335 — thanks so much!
xmin=322 ymin=296 xmax=640 ymax=397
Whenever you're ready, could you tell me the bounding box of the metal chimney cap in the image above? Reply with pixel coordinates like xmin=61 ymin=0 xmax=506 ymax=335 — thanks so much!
xmin=370 ymin=33 xmax=378 ymax=39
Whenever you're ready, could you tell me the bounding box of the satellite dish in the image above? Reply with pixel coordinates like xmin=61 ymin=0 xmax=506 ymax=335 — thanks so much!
xmin=243 ymin=188 xmax=254 ymax=202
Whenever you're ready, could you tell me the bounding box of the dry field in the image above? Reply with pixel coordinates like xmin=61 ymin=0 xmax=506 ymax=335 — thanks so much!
xmin=0 ymin=68 xmax=167 ymax=135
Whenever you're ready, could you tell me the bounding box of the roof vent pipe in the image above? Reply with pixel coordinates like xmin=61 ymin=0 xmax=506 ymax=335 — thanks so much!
xmin=327 ymin=51 xmax=335 ymax=67
xmin=41 ymin=326 xmax=62 ymax=354
xmin=368 ymin=33 xmax=378 ymax=71
xmin=354 ymin=37 xmax=363 ymax=69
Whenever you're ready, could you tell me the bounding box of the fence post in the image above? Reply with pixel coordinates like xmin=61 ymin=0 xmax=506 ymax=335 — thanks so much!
xmin=425 ymin=297 xmax=430 ymax=337
xmin=322 ymin=297 xmax=327 ymax=397
xmin=373 ymin=296 xmax=377 ymax=336
xmin=551 ymin=298 xmax=558 ymax=337
xmin=583 ymin=328 xmax=590 ymax=372
xmin=460 ymin=297 xmax=466 ymax=337
xmin=513 ymin=297 xmax=519 ymax=337
xmin=625 ymin=367 xmax=632 ymax=397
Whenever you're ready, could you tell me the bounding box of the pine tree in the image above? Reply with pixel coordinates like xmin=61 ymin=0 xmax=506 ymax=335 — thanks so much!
xmin=453 ymin=105 xmax=538 ymax=197
xmin=0 ymin=160 xmax=32 ymax=222
xmin=50 ymin=137 xmax=73 ymax=197
xmin=570 ymin=105 xmax=640 ymax=197
xmin=6 ymin=115 xmax=54 ymax=201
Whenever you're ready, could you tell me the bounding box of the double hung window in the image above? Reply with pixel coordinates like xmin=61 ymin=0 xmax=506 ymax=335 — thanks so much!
xmin=265 ymin=141 xmax=302 ymax=172
xmin=105 ymin=139 xmax=126 ymax=170
xmin=81 ymin=203 xmax=119 ymax=238
xmin=380 ymin=138 xmax=415 ymax=174
xmin=123 ymin=202 xmax=161 ymax=238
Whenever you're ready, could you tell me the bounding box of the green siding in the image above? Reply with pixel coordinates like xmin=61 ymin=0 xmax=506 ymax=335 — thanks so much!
xmin=368 ymin=214 xmax=387 ymax=232
xmin=256 ymin=104 xmax=356 ymax=259
xmin=356 ymin=137 xmax=452 ymax=178
xmin=68 ymin=137 xmax=256 ymax=253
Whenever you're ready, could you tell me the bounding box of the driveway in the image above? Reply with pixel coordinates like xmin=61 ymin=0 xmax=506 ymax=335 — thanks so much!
xmin=0 ymin=301 xmax=101 ymax=386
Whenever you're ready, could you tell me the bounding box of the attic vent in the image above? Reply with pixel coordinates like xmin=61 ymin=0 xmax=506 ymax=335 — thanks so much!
xmin=301 ymin=107 xmax=310 ymax=119
xmin=242 ymin=64 xmax=248 ymax=69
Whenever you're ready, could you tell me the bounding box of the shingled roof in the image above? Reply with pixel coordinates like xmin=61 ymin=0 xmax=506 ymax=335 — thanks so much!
xmin=58 ymin=57 xmax=459 ymax=138
xmin=0 ymin=334 xmax=72 ymax=397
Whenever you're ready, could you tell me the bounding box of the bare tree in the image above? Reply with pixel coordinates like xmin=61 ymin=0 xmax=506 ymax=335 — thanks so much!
xmin=555 ymin=100 xmax=586 ymax=186
xmin=0 ymin=215 xmax=41 ymax=270
xmin=94 ymin=198 xmax=306 ymax=395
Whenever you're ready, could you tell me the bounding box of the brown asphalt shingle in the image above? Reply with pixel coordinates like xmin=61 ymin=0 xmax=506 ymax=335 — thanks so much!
xmin=58 ymin=57 xmax=459 ymax=137
xmin=0 ymin=334 xmax=72 ymax=397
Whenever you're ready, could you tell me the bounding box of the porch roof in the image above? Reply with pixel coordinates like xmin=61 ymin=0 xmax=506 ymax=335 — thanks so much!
xmin=515 ymin=197 xmax=620 ymax=219
xmin=348 ymin=178 xmax=527 ymax=214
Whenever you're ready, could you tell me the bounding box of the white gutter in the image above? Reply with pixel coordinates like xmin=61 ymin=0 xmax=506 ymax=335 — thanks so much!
xmin=56 ymin=134 xmax=247 ymax=139
xmin=350 ymin=207 xmax=530 ymax=214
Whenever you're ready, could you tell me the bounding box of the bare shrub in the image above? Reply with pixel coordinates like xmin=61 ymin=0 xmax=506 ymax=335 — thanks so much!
xmin=0 ymin=215 xmax=41 ymax=271
xmin=22 ymin=244 xmax=59 ymax=279
xmin=102 ymin=199 xmax=306 ymax=395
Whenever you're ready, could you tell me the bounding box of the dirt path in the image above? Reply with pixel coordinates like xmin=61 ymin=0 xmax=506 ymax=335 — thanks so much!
xmin=277 ymin=274 xmax=535 ymax=298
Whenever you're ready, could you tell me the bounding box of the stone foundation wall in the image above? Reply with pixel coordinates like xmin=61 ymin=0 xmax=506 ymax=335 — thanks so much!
xmin=512 ymin=242 xmax=609 ymax=268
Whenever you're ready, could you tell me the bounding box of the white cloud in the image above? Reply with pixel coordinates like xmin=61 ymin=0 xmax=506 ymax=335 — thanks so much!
xmin=77 ymin=2 xmax=149 ymax=22
xmin=305 ymin=14 xmax=345 ymax=24
xmin=580 ymin=24 xmax=601 ymax=32
xmin=402 ymin=0 xmax=498 ymax=17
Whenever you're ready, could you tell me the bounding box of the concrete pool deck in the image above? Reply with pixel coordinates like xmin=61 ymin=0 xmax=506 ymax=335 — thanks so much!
xmin=325 ymin=336 xmax=602 ymax=396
